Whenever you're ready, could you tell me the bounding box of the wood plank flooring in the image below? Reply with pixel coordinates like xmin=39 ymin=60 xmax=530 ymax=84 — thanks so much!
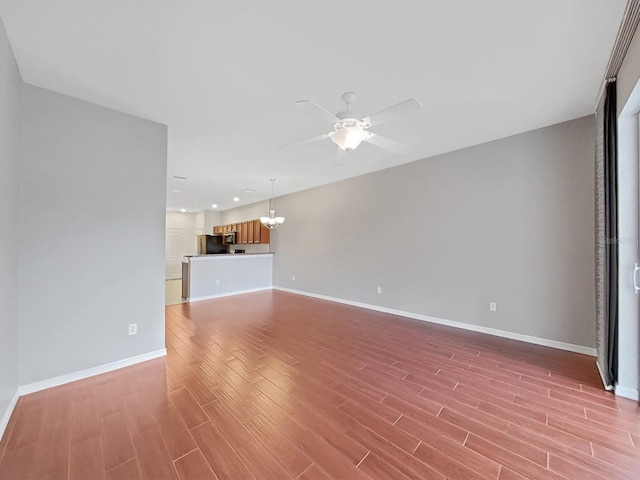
xmin=1 ymin=290 xmax=639 ymax=479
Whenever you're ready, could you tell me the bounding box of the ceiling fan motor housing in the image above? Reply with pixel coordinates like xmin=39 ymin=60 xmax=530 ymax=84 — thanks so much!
xmin=331 ymin=91 xmax=371 ymax=150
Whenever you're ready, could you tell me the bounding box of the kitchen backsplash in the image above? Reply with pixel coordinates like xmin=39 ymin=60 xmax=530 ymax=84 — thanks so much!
xmin=233 ymin=243 xmax=271 ymax=254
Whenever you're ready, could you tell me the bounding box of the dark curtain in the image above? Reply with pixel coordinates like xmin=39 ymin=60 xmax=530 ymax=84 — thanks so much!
xmin=604 ymin=81 xmax=619 ymax=386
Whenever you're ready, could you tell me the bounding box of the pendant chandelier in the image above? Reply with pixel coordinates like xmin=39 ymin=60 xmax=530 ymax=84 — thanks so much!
xmin=260 ymin=179 xmax=285 ymax=230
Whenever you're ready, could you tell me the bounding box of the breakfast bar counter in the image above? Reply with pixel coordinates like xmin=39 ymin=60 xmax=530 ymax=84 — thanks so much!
xmin=181 ymin=253 xmax=273 ymax=301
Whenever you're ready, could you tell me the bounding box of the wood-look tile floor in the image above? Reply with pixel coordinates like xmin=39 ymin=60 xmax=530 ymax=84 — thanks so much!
xmin=1 ymin=290 xmax=639 ymax=479
xmin=165 ymin=279 xmax=186 ymax=306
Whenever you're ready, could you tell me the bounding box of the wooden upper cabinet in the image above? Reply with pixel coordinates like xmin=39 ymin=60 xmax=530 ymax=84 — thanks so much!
xmin=260 ymin=222 xmax=270 ymax=244
xmin=241 ymin=222 xmax=249 ymax=244
xmin=252 ymin=219 xmax=261 ymax=243
xmin=214 ymin=219 xmax=271 ymax=244
xmin=247 ymin=220 xmax=254 ymax=243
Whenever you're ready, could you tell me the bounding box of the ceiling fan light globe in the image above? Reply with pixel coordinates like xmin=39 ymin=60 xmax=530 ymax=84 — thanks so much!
xmin=331 ymin=127 xmax=367 ymax=151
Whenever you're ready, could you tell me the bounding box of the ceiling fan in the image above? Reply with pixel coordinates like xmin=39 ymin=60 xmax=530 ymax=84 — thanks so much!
xmin=279 ymin=92 xmax=422 ymax=165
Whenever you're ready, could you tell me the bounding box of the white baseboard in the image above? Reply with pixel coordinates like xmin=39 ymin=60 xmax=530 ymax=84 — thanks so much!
xmin=615 ymin=384 xmax=639 ymax=401
xmin=274 ymin=287 xmax=597 ymax=357
xmin=19 ymin=349 xmax=167 ymax=396
xmin=188 ymin=286 xmax=272 ymax=303
xmin=0 ymin=388 xmax=20 ymax=442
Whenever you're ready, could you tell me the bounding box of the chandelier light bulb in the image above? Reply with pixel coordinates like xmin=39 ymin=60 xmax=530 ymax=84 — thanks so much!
xmin=260 ymin=180 xmax=285 ymax=230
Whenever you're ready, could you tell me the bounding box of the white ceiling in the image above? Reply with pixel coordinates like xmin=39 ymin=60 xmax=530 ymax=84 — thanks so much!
xmin=0 ymin=0 xmax=627 ymax=211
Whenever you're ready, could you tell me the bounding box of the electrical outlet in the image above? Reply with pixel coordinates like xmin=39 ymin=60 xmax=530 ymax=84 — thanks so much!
xmin=215 ymin=279 xmax=220 ymax=285
xmin=292 ymin=275 xmax=296 ymax=281
xmin=489 ymin=302 xmax=497 ymax=312
xmin=128 ymin=323 xmax=137 ymax=335
xmin=377 ymin=286 xmax=382 ymax=294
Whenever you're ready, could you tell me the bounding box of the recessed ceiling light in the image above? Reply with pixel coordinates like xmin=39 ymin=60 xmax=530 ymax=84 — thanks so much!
xmin=180 ymin=208 xmax=186 ymax=212
xmin=243 ymin=189 xmax=256 ymax=194
xmin=170 ymin=175 xmax=187 ymax=181
xmin=233 ymin=197 xmax=240 ymax=202
xmin=171 ymin=189 xmax=181 ymax=193
xmin=211 ymin=204 xmax=218 ymax=208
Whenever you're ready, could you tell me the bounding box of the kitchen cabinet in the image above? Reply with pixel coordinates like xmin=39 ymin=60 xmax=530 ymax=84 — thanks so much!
xmin=213 ymin=219 xmax=271 ymax=244
xmin=254 ymin=219 xmax=270 ymax=244
xmin=238 ymin=222 xmax=245 ymax=244
xmin=254 ymin=220 xmax=271 ymax=243
xmin=252 ymin=220 xmax=261 ymax=243
xmin=247 ymin=221 xmax=254 ymax=243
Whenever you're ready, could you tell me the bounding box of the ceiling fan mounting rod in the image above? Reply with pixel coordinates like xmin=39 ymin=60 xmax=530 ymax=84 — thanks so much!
xmin=341 ymin=91 xmax=357 ymax=111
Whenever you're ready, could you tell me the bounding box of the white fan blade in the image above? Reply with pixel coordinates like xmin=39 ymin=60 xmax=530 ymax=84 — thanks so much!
xmin=278 ymin=132 xmax=331 ymax=149
xmin=296 ymin=100 xmax=341 ymax=124
xmin=364 ymin=132 xmax=412 ymax=155
xmin=363 ymin=98 xmax=422 ymax=127
xmin=335 ymin=148 xmax=348 ymax=166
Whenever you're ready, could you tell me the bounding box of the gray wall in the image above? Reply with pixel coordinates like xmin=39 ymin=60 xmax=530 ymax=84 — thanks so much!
xmin=188 ymin=255 xmax=272 ymax=299
xmin=0 ymin=18 xmax=21 ymax=430
xmin=272 ymin=116 xmax=596 ymax=348
xmin=18 ymin=85 xmax=167 ymax=385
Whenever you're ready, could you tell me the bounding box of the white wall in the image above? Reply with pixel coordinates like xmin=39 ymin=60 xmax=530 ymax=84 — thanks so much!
xmin=194 ymin=210 xmax=205 ymax=236
xmin=0 ymin=17 xmax=21 ymax=436
xmin=166 ymin=211 xmax=198 ymax=279
xmin=272 ymin=116 xmax=596 ymax=350
xmin=615 ymin=24 xmax=640 ymax=400
xmin=18 ymin=84 xmax=167 ymax=385
xmin=204 ymin=209 xmax=222 ymax=234
xmin=222 ymin=200 xmax=269 ymax=225
xmin=164 ymin=210 xmax=225 ymax=278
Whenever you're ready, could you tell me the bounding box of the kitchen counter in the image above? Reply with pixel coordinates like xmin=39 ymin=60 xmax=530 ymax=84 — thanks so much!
xmin=181 ymin=253 xmax=273 ymax=301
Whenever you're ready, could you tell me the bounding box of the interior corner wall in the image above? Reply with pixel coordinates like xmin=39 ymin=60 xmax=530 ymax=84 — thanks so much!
xmin=0 ymin=17 xmax=21 ymax=433
xmin=194 ymin=210 xmax=205 ymax=235
xmin=272 ymin=116 xmax=596 ymax=349
xmin=166 ymin=211 xmax=198 ymax=279
xmin=18 ymin=84 xmax=168 ymax=386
